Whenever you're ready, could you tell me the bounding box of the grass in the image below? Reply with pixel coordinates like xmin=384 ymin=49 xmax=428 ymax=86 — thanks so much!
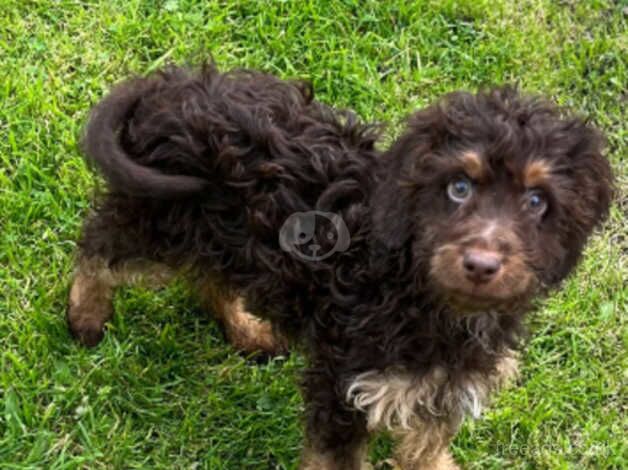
xmin=0 ymin=0 xmax=625 ymax=468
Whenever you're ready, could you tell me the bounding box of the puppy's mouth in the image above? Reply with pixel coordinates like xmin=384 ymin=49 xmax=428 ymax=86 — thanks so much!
xmin=429 ymin=245 xmax=537 ymax=313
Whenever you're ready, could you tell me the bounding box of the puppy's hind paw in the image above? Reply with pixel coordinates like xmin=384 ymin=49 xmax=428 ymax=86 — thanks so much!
xmin=67 ymin=311 xmax=108 ymax=347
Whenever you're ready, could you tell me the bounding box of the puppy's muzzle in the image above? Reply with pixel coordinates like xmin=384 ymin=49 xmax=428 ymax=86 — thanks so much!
xmin=429 ymin=219 xmax=535 ymax=310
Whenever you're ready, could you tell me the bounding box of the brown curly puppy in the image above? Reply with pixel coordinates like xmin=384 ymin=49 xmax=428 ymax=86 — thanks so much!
xmin=68 ymin=63 xmax=612 ymax=469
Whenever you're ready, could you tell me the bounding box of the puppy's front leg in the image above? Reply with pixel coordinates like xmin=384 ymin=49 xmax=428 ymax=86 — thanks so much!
xmin=392 ymin=420 xmax=460 ymax=470
xmin=300 ymin=365 xmax=371 ymax=470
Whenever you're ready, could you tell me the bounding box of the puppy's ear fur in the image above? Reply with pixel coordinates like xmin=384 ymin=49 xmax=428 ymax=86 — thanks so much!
xmin=548 ymin=117 xmax=613 ymax=280
xmin=562 ymin=119 xmax=613 ymax=228
xmin=371 ymin=154 xmax=411 ymax=249
xmin=372 ymin=108 xmax=446 ymax=249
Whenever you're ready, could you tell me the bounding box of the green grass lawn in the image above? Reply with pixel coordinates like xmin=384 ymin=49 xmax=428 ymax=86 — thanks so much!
xmin=0 ymin=1 xmax=626 ymax=468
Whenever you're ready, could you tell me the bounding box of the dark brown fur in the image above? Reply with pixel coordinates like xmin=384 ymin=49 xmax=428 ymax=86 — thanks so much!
xmin=68 ymin=63 xmax=612 ymax=469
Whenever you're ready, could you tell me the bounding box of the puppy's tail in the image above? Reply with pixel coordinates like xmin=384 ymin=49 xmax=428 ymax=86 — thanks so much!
xmin=83 ymin=79 xmax=209 ymax=199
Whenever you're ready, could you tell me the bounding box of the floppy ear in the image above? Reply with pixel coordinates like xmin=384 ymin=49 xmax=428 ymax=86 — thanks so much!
xmin=562 ymin=119 xmax=613 ymax=237
xmin=372 ymin=108 xmax=446 ymax=249
xmin=371 ymin=157 xmax=414 ymax=249
xmin=564 ymin=120 xmax=613 ymax=230
xmin=544 ymin=118 xmax=613 ymax=282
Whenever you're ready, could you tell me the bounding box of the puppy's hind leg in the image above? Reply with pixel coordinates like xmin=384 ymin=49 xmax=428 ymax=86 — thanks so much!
xmin=68 ymin=257 xmax=173 ymax=347
xmin=68 ymin=205 xmax=175 ymax=347
xmin=197 ymin=280 xmax=287 ymax=356
xmin=68 ymin=256 xmax=117 ymax=347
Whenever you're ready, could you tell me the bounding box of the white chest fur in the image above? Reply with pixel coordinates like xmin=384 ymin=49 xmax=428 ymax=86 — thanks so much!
xmin=346 ymin=354 xmax=518 ymax=431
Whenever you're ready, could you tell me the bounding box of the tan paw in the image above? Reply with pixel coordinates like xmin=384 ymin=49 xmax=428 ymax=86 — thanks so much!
xmin=224 ymin=303 xmax=288 ymax=356
xmin=67 ymin=308 xmax=109 ymax=347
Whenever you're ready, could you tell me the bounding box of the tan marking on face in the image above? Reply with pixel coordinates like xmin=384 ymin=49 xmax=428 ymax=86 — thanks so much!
xmin=428 ymin=219 xmax=536 ymax=310
xmin=480 ymin=221 xmax=498 ymax=241
xmin=430 ymin=243 xmax=534 ymax=307
xmin=459 ymin=151 xmax=484 ymax=180
xmin=523 ymin=159 xmax=552 ymax=188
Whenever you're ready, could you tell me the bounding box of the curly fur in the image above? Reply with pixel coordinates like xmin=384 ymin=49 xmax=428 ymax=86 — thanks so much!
xmin=347 ymin=352 xmax=518 ymax=432
xmin=68 ymin=63 xmax=612 ymax=469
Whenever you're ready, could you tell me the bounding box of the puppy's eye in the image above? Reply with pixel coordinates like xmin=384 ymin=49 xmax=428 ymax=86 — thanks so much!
xmin=525 ymin=190 xmax=548 ymax=216
xmin=447 ymin=176 xmax=473 ymax=203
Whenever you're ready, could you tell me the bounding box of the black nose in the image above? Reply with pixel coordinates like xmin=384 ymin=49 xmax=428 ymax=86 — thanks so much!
xmin=463 ymin=249 xmax=502 ymax=283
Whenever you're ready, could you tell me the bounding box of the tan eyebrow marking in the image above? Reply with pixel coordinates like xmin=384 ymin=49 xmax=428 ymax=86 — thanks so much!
xmin=458 ymin=151 xmax=484 ymax=180
xmin=523 ymin=159 xmax=552 ymax=187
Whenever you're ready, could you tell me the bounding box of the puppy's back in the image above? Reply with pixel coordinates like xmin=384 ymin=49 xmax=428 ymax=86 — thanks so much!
xmin=83 ymin=64 xmax=315 ymax=200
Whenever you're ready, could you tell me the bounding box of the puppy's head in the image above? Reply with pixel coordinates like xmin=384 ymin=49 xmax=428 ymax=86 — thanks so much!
xmin=374 ymin=87 xmax=612 ymax=313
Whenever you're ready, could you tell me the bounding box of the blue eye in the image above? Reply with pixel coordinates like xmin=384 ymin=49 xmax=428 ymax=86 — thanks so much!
xmin=526 ymin=191 xmax=548 ymax=215
xmin=447 ymin=176 xmax=472 ymax=203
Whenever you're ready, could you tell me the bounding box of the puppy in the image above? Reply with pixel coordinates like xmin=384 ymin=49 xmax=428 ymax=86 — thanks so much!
xmin=68 ymin=63 xmax=612 ymax=469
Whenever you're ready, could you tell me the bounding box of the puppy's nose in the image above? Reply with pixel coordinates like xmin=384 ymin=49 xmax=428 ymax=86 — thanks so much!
xmin=463 ymin=249 xmax=502 ymax=283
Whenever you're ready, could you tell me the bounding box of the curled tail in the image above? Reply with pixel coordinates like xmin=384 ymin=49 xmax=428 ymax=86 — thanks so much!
xmin=82 ymin=77 xmax=209 ymax=199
